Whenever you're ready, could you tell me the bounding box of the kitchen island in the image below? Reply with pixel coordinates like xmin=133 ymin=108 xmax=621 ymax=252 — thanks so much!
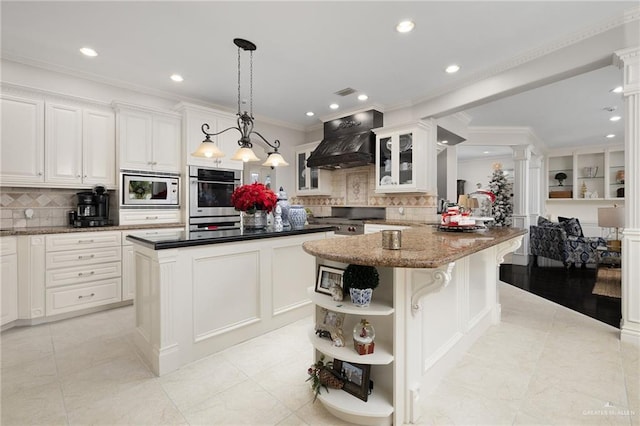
xmin=302 ymin=226 xmax=526 ymax=426
xmin=126 ymin=225 xmax=335 ymax=376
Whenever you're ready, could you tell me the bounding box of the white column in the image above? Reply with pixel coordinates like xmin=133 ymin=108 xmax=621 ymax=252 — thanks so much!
xmin=510 ymin=145 xmax=532 ymax=265
xmin=529 ymin=154 xmax=543 ymax=226
xmin=615 ymin=47 xmax=640 ymax=345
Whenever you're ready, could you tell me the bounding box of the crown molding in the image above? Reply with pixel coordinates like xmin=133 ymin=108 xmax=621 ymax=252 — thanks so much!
xmin=467 ymin=126 xmax=547 ymax=154
xmin=318 ymin=103 xmax=385 ymax=123
xmin=1 ymin=81 xmax=112 ymax=110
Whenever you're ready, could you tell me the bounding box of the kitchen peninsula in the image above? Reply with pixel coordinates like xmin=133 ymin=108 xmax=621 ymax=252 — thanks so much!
xmin=302 ymin=226 xmax=526 ymax=426
xmin=126 ymin=225 xmax=335 ymax=376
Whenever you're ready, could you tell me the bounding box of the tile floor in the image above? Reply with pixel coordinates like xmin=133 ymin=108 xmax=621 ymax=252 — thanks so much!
xmin=1 ymin=282 xmax=638 ymax=426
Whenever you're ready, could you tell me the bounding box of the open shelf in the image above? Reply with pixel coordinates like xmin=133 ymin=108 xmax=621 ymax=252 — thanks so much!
xmin=308 ymin=328 xmax=394 ymax=365
xmin=318 ymin=386 xmax=393 ymax=423
xmin=307 ymin=288 xmax=394 ymax=316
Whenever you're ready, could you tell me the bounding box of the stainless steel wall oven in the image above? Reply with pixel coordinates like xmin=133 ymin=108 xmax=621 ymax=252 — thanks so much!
xmin=188 ymin=166 xmax=241 ymax=235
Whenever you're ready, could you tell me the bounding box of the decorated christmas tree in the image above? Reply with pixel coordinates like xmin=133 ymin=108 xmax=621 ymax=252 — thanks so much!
xmin=488 ymin=163 xmax=513 ymax=227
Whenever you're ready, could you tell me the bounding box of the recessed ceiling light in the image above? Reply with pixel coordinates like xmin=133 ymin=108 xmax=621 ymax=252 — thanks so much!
xmin=610 ymin=116 xmax=622 ymax=122
xmin=329 ymin=103 xmax=339 ymax=110
xmin=440 ymin=140 xmax=448 ymax=144
xmin=611 ymin=86 xmax=623 ymax=93
xmin=445 ymin=64 xmax=460 ymax=74
xmin=606 ymin=134 xmax=616 ymax=138
xmin=483 ymin=151 xmax=490 ymax=154
xmin=396 ymin=20 xmax=415 ymax=33
xmin=79 ymin=47 xmax=98 ymax=57
xmin=357 ymin=94 xmax=369 ymax=101
xmin=306 ymin=111 xmax=314 ymax=117
xmin=170 ymin=74 xmax=184 ymax=82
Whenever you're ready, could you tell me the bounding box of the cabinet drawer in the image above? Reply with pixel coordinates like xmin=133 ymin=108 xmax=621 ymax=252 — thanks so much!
xmin=46 ymin=231 xmax=121 ymax=252
xmin=46 ymin=246 xmax=122 ymax=269
xmin=119 ymin=210 xmax=181 ymax=226
xmin=46 ymin=261 xmax=121 ymax=288
xmin=46 ymin=278 xmax=122 ymax=316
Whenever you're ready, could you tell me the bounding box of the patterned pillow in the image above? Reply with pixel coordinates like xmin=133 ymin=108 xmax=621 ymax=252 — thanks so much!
xmin=537 ymin=216 xmax=555 ymax=227
xmin=559 ymin=216 xmax=584 ymax=237
xmin=559 ymin=217 xmax=583 ymax=237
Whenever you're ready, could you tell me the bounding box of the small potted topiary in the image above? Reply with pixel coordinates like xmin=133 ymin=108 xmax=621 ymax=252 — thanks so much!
xmin=343 ymin=264 xmax=379 ymax=308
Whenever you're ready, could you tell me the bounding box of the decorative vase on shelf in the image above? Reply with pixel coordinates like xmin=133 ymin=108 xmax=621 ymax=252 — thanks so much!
xmin=349 ymin=288 xmax=373 ymax=308
xmin=276 ymin=187 xmax=291 ymax=229
xmin=289 ymin=205 xmax=307 ymax=229
xmin=242 ymin=210 xmax=268 ymax=230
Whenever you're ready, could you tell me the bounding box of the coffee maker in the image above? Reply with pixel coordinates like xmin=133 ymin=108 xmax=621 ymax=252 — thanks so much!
xmin=71 ymin=185 xmax=112 ymax=227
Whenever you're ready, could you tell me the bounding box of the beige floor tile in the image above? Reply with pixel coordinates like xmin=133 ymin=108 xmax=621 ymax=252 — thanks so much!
xmin=0 ymin=330 xmax=54 ymax=368
xmin=276 ymin=412 xmax=310 ymax=425
xmin=66 ymin=380 xmax=187 ymax=426
xmin=253 ymin=353 xmax=316 ymax=411
xmin=159 ymin=352 xmax=248 ymax=412
xmin=0 ymin=353 xmax=58 ymax=394
xmin=54 ymin=335 xmax=138 ymax=377
xmin=60 ymin=356 xmax=154 ymax=411
xmin=1 ymin=381 xmax=68 ymax=426
xmin=294 ymin=400 xmax=360 ymax=425
xmin=181 ymin=379 xmax=292 ymax=425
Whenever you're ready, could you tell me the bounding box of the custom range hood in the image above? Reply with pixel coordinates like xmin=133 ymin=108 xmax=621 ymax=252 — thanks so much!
xmin=306 ymin=110 xmax=383 ymax=169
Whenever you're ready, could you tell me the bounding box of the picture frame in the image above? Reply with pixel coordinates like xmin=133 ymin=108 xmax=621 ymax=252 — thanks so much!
xmin=316 ymin=265 xmax=344 ymax=296
xmin=333 ymin=359 xmax=371 ymax=402
xmin=315 ymin=308 xmax=346 ymax=347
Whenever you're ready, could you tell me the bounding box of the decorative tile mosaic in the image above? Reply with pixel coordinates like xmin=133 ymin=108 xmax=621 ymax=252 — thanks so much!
xmin=0 ymin=187 xmax=79 ymax=229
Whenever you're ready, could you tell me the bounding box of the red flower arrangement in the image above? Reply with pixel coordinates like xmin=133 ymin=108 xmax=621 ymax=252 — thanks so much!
xmin=231 ymin=183 xmax=278 ymax=214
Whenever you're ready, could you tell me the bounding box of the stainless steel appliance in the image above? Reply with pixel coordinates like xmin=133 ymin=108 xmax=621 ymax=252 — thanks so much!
xmin=72 ymin=185 xmax=112 ymax=228
xmin=121 ymin=171 xmax=179 ymax=207
xmin=307 ymin=207 xmax=385 ymax=236
xmin=189 ymin=166 xmax=241 ymax=236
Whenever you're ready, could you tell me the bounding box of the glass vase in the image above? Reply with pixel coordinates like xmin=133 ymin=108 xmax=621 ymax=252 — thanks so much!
xmin=242 ymin=210 xmax=267 ymax=230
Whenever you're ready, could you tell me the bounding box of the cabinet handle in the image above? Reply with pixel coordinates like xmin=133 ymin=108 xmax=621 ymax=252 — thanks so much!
xmin=145 ymin=216 xmax=159 ymax=220
xmin=38 ymin=172 xmax=43 ymax=176
xmin=78 ymin=239 xmax=95 ymax=244
xmin=78 ymin=254 xmax=95 ymax=260
xmin=76 ymin=174 xmax=81 ymax=178
xmin=78 ymin=271 xmax=95 ymax=277
xmin=78 ymin=293 xmax=95 ymax=299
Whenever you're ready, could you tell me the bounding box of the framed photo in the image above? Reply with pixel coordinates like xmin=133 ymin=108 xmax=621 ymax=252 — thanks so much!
xmin=333 ymin=359 xmax=371 ymax=402
xmin=315 ymin=308 xmax=345 ymax=347
xmin=316 ymin=265 xmax=344 ymax=296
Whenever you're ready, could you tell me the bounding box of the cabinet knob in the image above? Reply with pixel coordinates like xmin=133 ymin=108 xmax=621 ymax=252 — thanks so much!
xmin=38 ymin=172 xmax=43 ymax=176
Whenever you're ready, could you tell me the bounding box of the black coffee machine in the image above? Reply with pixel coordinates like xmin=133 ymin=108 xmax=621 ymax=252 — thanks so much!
xmin=70 ymin=185 xmax=112 ymax=227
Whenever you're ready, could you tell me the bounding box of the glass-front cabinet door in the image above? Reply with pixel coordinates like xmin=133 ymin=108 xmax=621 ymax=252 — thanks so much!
xmin=397 ymin=132 xmax=413 ymax=185
xmin=295 ymin=141 xmax=331 ymax=196
xmin=376 ymin=130 xmax=415 ymax=191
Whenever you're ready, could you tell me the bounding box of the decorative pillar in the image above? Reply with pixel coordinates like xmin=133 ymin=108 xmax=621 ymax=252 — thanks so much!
xmin=528 ymin=154 xmax=543 ymax=228
xmin=614 ymin=47 xmax=640 ymax=345
xmin=510 ymin=145 xmax=532 ymax=265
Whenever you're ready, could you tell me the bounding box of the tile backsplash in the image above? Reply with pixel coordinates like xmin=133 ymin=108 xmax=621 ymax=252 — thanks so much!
xmin=0 ymin=187 xmax=78 ymax=229
xmin=289 ymin=165 xmax=438 ymax=222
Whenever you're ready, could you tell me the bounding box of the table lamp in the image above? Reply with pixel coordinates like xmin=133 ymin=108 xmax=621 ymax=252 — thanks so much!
xmin=457 ymin=195 xmax=479 ymax=212
xmin=598 ymin=206 xmax=624 ymax=251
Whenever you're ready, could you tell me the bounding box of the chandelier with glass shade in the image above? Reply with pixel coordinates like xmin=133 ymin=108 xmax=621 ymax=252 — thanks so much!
xmin=191 ymin=38 xmax=289 ymax=168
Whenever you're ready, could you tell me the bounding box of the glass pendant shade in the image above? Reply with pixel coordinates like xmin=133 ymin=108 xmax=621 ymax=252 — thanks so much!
xmin=262 ymin=152 xmax=289 ymax=167
xmin=191 ymin=140 xmax=225 ymax=158
xmin=231 ymin=146 xmax=261 ymax=162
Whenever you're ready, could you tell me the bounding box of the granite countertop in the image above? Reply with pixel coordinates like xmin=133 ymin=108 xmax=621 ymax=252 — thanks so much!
xmin=303 ymin=226 xmax=527 ymax=268
xmin=127 ymin=225 xmax=336 ymax=250
xmin=364 ymin=219 xmax=439 ymax=227
xmin=0 ymin=223 xmax=186 ymax=237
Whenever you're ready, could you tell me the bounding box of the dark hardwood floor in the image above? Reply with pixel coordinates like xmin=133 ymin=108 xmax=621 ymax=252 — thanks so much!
xmin=499 ymin=263 xmax=622 ymax=328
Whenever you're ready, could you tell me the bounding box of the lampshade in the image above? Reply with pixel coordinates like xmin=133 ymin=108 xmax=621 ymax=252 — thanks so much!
xmin=231 ymin=146 xmax=261 ymax=162
xmin=457 ymin=195 xmax=479 ymax=209
xmin=262 ymin=152 xmax=289 ymax=167
xmin=191 ymin=139 xmax=225 ymax=158
xmin=598 ymin=207 xmax=625 ymax=228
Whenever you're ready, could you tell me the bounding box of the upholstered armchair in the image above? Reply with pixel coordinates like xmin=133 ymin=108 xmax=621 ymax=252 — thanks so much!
xmin=529 ymin=217 xmax=607 ymax=268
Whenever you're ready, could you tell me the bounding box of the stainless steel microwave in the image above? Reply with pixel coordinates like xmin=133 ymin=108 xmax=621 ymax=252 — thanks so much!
xmin=122 ymin=171 xmax=179 ymax=206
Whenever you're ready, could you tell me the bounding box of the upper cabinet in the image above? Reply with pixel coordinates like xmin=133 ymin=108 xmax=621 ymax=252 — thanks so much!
xmin=178 ymin=102 xmax=244 ymax=171
xmin=117 ymin=106 xmax=181 ymax=173
xmin=0 ymin=94 xmax=45 ymax=185
xmin=374 ymin=121 xmax=437 ymax=194
xmin=295 ymin=141 xmax=331 ymax=196
xmin=547 ymin=147 xmax=624 ymax=201
xmin=1 ymin=94 xmax=115 ymax=188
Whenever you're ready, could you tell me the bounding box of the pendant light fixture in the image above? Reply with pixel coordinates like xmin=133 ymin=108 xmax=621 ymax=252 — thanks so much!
xmin=191 ymin=38 xmax=289 ymax=167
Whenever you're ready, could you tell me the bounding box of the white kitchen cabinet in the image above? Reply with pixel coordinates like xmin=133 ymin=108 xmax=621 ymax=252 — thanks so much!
xmin=118 ymin=209 xmax=182 ymax=226
xmin=1 ymin=237 xmax=19 ymax=326
xmin=0 ymin=94 xmax=45 ymax=185
xmin=295 ymin=141 xmax=331 ymax=196
xmin=121 ymin=227 xmax=184 ymax=301
xmin=44 ymin=231 xmax=122 ymax=316
xmin=45 ymin=102 xmax=83 ymax=184
xmin=374 ymin=121 xmax=436 ymax=194
xmin=117 ymin=106 xmax=182 ymax=173
xmin=83 ymin=109 xmax=116 ymax=186
xmin=178 ymin=102 xmax=244 ymax=170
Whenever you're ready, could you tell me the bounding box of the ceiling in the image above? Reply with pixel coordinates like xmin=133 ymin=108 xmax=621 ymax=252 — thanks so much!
xmin=1 ymin=1 xmax=637 ymax=153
